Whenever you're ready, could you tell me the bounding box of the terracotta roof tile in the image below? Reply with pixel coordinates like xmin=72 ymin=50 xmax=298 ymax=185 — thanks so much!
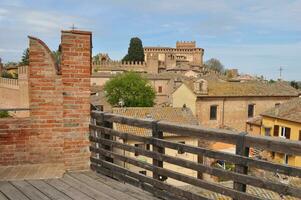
xmin=261 ymin=97 xmax=301 ymax=123
xmin=112 ymin=107 xmax=198 ymax=137
xmin=183 ymin=77 xmax=299 ymax=97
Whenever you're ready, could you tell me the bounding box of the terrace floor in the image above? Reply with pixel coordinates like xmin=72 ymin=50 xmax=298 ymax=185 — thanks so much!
xmin=0 ymin=171 xmax=159 ymax=200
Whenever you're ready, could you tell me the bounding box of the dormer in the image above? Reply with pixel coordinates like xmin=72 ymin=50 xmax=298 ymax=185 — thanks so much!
xmin=193 ymin=79 xmax=208 ymax=95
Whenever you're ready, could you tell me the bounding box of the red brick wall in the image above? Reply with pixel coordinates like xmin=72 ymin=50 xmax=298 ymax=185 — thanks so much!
xmin=0 ymin=118 xmax=31 ymax=165
xmin=28 ymin=36 xmax=64 ymax=164
xmin=0 ymin=30 xmax=92 ymax=171
xmin=61 ymin=30 xmax=92 ymax=170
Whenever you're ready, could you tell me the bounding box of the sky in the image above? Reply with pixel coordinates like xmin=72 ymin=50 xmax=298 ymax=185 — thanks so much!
xmin=0 ymin=0 xmax=300 ymax=81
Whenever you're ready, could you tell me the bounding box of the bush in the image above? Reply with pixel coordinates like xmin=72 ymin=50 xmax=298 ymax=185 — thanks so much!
xmin=0 ymin=111 xmax=10 ymax=118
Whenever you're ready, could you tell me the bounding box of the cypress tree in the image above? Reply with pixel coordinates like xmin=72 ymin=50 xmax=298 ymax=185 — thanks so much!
xmin=122 ymin=37 xmax=144 ymax=62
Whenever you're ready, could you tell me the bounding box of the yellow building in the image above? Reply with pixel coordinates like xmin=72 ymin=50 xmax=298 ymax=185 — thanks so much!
xmin=112 ymin=107 xmax=201 ymax=186
xmin=261 ymin=97 xmax=301 ymax=166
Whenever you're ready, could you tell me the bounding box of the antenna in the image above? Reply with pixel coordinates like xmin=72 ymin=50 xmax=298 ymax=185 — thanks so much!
xmin=70 ymin=24 xmax=78 ymax=30
xmin=279 ymin=66 xmax=284 ymax=79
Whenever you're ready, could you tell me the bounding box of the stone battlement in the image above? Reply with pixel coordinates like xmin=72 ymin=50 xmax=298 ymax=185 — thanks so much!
xmin=144 ymin=47 xmax=203 ymax=53
xmin=176 ymin=41 xmax=196 ymax=49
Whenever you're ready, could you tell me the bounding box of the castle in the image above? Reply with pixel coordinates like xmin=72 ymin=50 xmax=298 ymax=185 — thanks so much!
xmin=92 ymin=41 xmax=205 ymax=74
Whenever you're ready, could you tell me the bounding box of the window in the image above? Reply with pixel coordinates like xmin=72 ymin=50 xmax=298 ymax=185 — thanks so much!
xmin=177 ymin=141 xmax=185 ymax=154
xmin=210 ymin=105 xmax=217 ymax=120
xmin=134 ymin=143 xmax=146 ymax=156
xmin=139 ymin=170 xmax=147 ymax=175
xmin=271 ymin=152 xmax=275 ymax=158
xmin=248 ymin=104 xmax=255 ymax=118
xmin=134 ymin=143 xmax=150 ymax=156
xmin=299 ymin=130 xmax=301 ymax=141
xmin=158 ymin=86 xmax=162 ymax=93
xmin=284 ymin=154 xmax=289 ymax=165
xmin=280 ymin=126 xmax=291 ymax=139
xmin=264 ymin=128 xmax=271 ymax=136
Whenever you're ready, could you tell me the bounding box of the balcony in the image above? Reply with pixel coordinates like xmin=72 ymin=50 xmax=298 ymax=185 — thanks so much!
xmin=89 ymin=111 xmax=301 ymax=200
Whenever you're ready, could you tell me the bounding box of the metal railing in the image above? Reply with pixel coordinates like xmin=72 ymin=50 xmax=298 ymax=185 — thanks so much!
xmin=90 ymin=111 xmax=301 ymax=200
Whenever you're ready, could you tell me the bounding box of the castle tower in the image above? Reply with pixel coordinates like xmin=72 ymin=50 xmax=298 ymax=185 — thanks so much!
xmin=146 ymin=52 xmax=159 ymax=74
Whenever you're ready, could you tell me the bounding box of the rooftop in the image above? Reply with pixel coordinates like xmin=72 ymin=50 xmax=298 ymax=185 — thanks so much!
xmin=183 ymin=77 xmax=299 ymax=97
xmin=261 ymin=97 xmax=301 ymax=123
xmin=112 ymin=107 xmax=198 ymax=137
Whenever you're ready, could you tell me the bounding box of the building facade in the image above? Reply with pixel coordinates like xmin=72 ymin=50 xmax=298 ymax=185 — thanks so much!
xmin=172 ymin=77 xmax=300 ymax=132
xmin=261 ymin=98 xmax=301 ymax=167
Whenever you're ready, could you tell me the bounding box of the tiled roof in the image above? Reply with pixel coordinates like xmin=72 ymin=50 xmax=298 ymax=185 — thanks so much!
xmin=182 ymin=77 xmax=299 ymax=97
xmin=181 ymin=181 xmax=299 ymax=200
xmin=90 ymin=85 xmax=112 ymax=111
xmin=246 ymin=116 xmax=262 ymax=126
xmin=112 ymin=107 xmax=199 ymax=137
xmin=261 ymin=97 xmax=301 ymax=123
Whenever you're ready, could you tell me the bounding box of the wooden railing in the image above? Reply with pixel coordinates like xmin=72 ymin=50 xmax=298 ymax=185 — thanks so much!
xmin=89 ymin=111 xmax=301 ymax=200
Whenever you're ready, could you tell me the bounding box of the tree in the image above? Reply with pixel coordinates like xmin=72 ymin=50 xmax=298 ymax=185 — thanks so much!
xmin=122 ymin=37 xmax=144 ymax=62
xmin=20 ymin=48 xmax=29 ymax=66
xmin=1 ymin=71 xmax=14 ymax=79
xmin=104 ymin=72 xmax=155 ymax=107
xmin=204 ymin=58 xmax=224 ymax=73
xmin=290 ymin=81 xmax=300 ymax=89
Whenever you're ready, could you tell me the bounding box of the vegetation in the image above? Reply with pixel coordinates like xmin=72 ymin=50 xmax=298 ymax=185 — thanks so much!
xmin=104 ymin=72 xmax=155 ymax=107
xmin=93 ymin=54 xmax=100 ymax=62
xmin=19 ymin=48 xmax=29 ymax=66
xmin=204 ymin=58 xmax=225 ymax=73
xmin=0 ymin=111 xmax=10 ymax=118
xmin=290 ymin=80 xmax=300 ymax=89
xmin=1 ymin=71 xmax=15 ymax=79
xmin=52 ymin=49 xmax=61 ymax=67
xmin=122 ymin=37 xmax=144 ymax=62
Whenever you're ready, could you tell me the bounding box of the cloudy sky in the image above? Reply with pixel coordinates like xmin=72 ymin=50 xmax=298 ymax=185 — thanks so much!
xmin=0 ymin=0 xmax=300 ymax=80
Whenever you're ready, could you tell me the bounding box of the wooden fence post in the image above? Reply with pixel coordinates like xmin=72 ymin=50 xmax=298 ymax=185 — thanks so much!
xmin=233 ymin=132 xmax=249 ymax=199
xmin=99 ymin=112 xmax=113 ymax=163
xmin=152 ymin=120 xmax=165 ymax=181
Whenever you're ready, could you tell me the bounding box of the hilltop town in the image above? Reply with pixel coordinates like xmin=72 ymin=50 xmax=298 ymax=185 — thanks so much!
xmin=0 ymin=30 xmax=301 ymax=200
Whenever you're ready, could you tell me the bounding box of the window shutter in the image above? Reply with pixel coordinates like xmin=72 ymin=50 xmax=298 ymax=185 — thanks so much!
xmin=273 ymin=125 xmax=279 ymax=137
xmin=286 ymin=128 xmax=291 ymax=139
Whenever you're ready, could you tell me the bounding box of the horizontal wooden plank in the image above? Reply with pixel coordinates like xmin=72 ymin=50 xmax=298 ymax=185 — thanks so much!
xmin=83 ymin=171 xmax=158 ymax=200
xmin=91 ymin=111 xmax=153 ymax=129
xmin=91 ymin=161 xmax=209 ymax=200
xmin=90 ymin=151 xmax=262 ymax=200
xmin=27 ymin=180 xmax=73 ymax=200
xmin=157 ymin=121 xmax=238 ymax=144
xmin=91 ymin=111 xmax=301 ymax=155
xmin=245 ymin=134 xmax=301 ymax=156
xmin=91 ymin=163 xmax=186 ymax=200
xmin=10 ymin=181 xmax=51 ymax=200
xmin=90 ymin=137 xmax=301 ymax=198
xmin=90 ymin=125 xmax=301 ymax=178
xmin=0 ymin=182 xmax=30 ymax=200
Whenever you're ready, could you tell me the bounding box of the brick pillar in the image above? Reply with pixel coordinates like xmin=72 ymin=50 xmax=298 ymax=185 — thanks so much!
xmin=28 ymin=36 xmax=64 ymax=164
xmin=61 ymin=30 xmax=92 ymax=171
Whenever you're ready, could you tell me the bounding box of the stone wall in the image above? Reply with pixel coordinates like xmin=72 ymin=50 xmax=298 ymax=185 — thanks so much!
xmin=0 ymin=30 xmax=92 ymax=171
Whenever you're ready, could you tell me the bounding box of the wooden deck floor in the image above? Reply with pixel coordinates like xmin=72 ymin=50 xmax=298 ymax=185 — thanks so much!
xmin=0 ymin=171 xmax=159 ymax=200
